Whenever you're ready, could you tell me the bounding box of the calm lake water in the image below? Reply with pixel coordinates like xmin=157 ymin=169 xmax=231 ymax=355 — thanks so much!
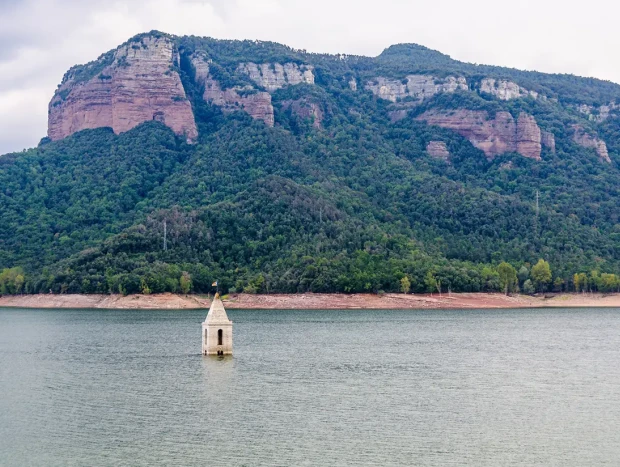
xmin=1 ymin=307 xmax=620 ymax=466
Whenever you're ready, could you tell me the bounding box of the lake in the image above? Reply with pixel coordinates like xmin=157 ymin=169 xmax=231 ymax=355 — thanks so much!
xmin=1 ymin=307 xmax=619 ymax=466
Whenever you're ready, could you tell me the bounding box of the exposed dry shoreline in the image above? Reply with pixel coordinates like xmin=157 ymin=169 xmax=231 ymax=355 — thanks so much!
xmin=1 ymin=292 xmax=620 ymax=310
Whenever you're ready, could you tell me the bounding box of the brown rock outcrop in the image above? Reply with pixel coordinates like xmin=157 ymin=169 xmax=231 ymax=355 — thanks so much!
xmin=281 ymin=99 xmax=323 ymax=128
xmin=366 ymin=75 xmax=467 ymax=103
xmin=516 ymin=113 xmax=542 ymax=159
xmin=426 ymin=141 xmax=450 ymax=161
xmin=237 ymin=62 xmax=315 ymax=91
xmin=48 ymin=35 xmax=198 ymax=142
xmin=192 ymin=55 xmax=274 ymax=126
xmin=572 ymin=125 xmax=611 ymax=162
xmin=417 ymin=110 xmax=542 ymax=160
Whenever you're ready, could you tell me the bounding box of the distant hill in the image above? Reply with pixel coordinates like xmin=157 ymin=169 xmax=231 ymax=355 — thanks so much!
xmin=1 ymin=30 xmax=619 ymax=295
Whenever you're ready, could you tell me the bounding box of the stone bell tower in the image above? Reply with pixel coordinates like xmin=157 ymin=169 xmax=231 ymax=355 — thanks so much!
xmin=202 ymin=293 xmax=233 ymax=356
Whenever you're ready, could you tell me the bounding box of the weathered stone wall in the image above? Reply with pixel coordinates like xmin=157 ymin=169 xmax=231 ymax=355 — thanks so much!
xmin=203 ymin=322 xmax=233 ymax=355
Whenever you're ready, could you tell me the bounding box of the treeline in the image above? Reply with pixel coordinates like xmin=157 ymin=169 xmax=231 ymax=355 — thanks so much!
xmin=5 ymin=258 xmax=620 ymax=296
xmin=0 ymin=267 xmax=25 ymax=295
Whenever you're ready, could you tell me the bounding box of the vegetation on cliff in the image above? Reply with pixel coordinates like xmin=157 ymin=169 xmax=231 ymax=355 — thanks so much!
xmin=1 ymin=33 xmax=620 ymax=295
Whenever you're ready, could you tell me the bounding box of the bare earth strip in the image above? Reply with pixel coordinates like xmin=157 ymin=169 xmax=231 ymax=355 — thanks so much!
xmin=1 ymin=292 xmax=620 ymax=310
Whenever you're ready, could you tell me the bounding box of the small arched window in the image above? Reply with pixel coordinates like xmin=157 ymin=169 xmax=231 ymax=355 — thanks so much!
xmin=218 ymin=329 xmax=223 ymax=346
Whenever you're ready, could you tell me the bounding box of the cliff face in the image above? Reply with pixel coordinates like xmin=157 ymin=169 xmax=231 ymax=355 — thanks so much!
xmin=191 ymin=56 xmax=318 ymax=126
xmin=45 ymin=32 xmax=614 ymax=168
xmin=365 ymin=75 xmax=467 ymax=103
xmin=192 ymin=55 xmax=275 ymax=126
xmin=237 ymin=62 xmax=315 ymax=91
xmin=48 ymin=36 xmax=198 ymax=142
xmin=417 ymin=110 xmax=543 ymax=160
xmin=577 ymin=102 xmax=620 ymax=122
xmin=479 ymin=78 xmax=539 ymax=100
xmin=572 ymin=125 xmax=611 ymax=162
xmin=281 ymin=99 xmax=323 ymax=128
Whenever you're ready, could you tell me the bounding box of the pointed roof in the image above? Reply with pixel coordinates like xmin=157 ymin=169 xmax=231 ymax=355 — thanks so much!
xmin=205 ymin=293 xmax=232 ymax=325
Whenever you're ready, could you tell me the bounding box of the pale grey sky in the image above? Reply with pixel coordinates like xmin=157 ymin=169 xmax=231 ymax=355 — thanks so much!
xmin=0 ymin=0 xmax=618 ymax=154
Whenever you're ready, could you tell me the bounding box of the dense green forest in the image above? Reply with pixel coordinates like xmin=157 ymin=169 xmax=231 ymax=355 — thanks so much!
xmin=1 ymin=33 xmax=620 ymax=295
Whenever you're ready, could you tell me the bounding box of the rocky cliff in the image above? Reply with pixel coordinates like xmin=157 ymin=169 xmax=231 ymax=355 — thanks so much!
xmin=48 ymin=35 xmax=198 ymax=142
xmin=45 ymin=32 xmax=615 ymax=168
xmin=237 ymin=62 xmax=315 ymax=91
xmin=281 ymin=99 xmax=323 ymax=128
xmin=417 ymin=110 xmax=544 ymax=160
xmin=191 ymin=54 xmax=274 ymax=126
xmin=479 ymin=78 xmax=539 ymax=100
xmin=572 ymin=125 xmax=611 ymax=162
xmin=577 ymin=102 xmax=620 ymax=122
xmin=365 ymin=75 xmax=467 ymax=103
xmin=190 ymin=56 xmax=318 ymax=126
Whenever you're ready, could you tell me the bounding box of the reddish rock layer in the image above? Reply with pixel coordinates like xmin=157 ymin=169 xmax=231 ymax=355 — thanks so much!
xmin=48 ymin=36 xmax=197 ymax=142
xmin=416 ymin=110 xmax=542 ymax=160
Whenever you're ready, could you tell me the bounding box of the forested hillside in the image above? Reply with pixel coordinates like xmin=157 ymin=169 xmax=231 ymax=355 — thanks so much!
xmin=1 ymin=31 xmax=620 ymax=295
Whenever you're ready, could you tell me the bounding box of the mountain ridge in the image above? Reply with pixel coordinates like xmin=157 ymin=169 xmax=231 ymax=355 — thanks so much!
xmin=1 ymin=31 xmax=620 ymax=295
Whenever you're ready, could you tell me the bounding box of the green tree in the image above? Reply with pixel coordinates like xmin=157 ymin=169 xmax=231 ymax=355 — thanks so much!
xmin=140 ymin=278 xmax=151 ymax=295
xmin=577 ymin=273 xmax=588 ymax=293
xmin=522 ymin=279 xmax=535 ymax=295
xmin=180 ymin=271 xmax=192 ymax=294
xmin=424 ymin=270 xmax=439 ymax=294
xmin=589 ymin=270 xmax=601 ymax=292
xmin=530 ymin=259 xmax=552 ymax=292
xmin=400 ymin=276 xmax=411 ymax=294
xmin=497 ymin=262 xmax=517 ymax=295
xmin=518 ymin=266 xmax=530 ymax=286
xmin=0 ymin=267 xmax=25 ymax=295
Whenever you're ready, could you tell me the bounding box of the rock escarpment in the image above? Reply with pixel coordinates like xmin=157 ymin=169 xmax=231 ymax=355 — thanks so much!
xmin=192 ymin=55 xmax=274 ymax=126
xmin=479 ymin=78 xmax=539 ymax=100
xmin=48 ymin=35 xmax=198 ymax=142
xmin=576 ymin=102 xmax=620 ymax=122
xmin=417 ymin=110 xmax=543 ymax=160
xmin=572 ymin=125 xmax=611 ymax=162
xmin=192 ymin=57 xmax=317 ymax=126
xmin=281 ymin=99 xmax=323 ymax=128
xmin=365 ymin=75 xmax=467 ymax=103
xmin=237 ymin=62 xmax=315 ymax=91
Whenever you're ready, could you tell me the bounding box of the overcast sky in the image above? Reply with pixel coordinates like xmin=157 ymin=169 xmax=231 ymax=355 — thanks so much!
xmin=1 ymin=0 xmax=618 ymax=154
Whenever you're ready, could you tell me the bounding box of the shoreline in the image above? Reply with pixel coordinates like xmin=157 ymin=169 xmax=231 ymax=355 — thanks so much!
xmin=1 ymin=292 xmax=620 ymax=310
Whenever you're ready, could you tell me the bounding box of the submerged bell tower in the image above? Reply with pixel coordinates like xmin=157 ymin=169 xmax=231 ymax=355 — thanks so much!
xmin=202 ymin=293 xmax=233 ymax=356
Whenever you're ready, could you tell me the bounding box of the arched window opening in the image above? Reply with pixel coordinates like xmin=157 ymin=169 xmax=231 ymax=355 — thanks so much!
xmin=218 ymin=329 xmax=223 ymax=346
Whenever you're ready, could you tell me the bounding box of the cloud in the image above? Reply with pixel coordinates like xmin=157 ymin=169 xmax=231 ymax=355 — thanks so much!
xmin=1 ymin=0 xmax=619 ymax=154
